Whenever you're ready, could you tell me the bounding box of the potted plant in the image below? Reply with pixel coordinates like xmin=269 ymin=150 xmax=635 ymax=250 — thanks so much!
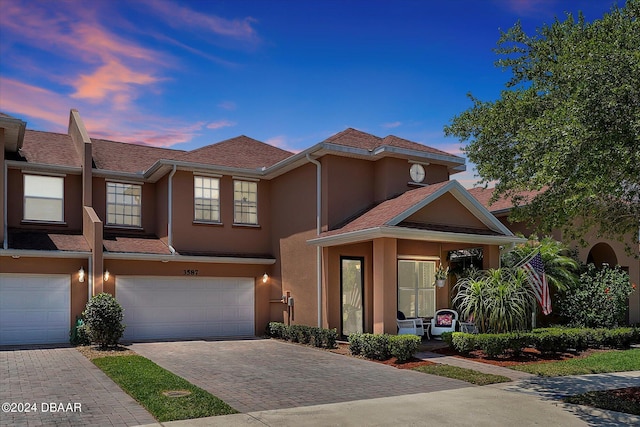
xmin=435 ymin=264 xmax=449 ymax=288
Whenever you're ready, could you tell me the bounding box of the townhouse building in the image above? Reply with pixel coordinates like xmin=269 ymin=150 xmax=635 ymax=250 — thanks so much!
xmin=0 ymin=109 xmax=557 ymax=345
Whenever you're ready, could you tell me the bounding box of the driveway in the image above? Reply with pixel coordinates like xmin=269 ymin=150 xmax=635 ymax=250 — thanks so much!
xmin=129 ymin=339 xmax=472 ymax=413
xmin=0 ymin=345 xmax=155 ymax=427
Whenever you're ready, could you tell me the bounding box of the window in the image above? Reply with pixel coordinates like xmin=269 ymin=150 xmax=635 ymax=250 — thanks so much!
xmin=233 ymin=180 xmax=258 ymax=225
xmin=106 ymin=182 xmax=141 ymax=227
xmin=194 ymin=176 xmax=220 ymax=222
xmin=398 ymin=260 xmax=436 ymax=318
xmin=23 ymin=174 xmax=64 ymax=222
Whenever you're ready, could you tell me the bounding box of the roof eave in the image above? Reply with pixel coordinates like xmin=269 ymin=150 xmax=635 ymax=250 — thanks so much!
xmin=6 ymin=160 xmax=82 ymax=175
xmin=307 ymin=226 xmax=527 ymax=247
xmin=0 ymin=116 xmax=27 ymax=152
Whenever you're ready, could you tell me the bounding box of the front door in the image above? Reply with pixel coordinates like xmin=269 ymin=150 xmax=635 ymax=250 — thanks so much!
xmin=341 ymin=257 xmax=364 ymax=336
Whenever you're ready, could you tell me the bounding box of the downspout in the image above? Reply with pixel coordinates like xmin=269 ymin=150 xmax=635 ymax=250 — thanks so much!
xmin=167 ymin=164 xmax=177 ymax=254
xmin=87 ymin=255 xmax=93 ymax=300
xmin=306 ymin=154 xmax=322 ymax=327
xmin=3 ymin=161 xmax=6 ymax=249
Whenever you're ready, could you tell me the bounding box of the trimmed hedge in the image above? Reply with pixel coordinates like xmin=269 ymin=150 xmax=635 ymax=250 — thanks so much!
xmin=448 ymin=327 xmax=640 ymax=357
xmin=267 ymin=322 xmax=338 ymax=349
xmin=348 ymin=333 xmax=421 ymax=363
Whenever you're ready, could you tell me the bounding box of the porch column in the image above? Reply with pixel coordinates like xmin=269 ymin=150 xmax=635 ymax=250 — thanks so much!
xmin=373 ymin=237 xmax=397 ymax=334
xmin=482 ymin=245 xmax=501 ymax=269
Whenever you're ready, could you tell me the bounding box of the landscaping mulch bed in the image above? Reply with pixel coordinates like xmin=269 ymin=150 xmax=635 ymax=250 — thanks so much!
xmin=76 ymin=344 xmax=137 ymax=360
xmin=432 ymin=346 xmax=595 ymax=367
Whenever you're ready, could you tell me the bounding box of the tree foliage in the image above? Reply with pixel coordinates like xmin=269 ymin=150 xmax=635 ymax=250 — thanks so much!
xmin=501 ymin=235 xmax=580 ymax=291
xmin=556 ymin=264 xmax=635 ymax=328
xmin=444 ymin=1 xmax=640 ymax=249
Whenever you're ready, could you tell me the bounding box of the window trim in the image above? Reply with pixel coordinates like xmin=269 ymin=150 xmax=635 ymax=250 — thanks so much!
xmin=233 ymin=179 xmax=259 ymax=226
xmin=193 ymin=175 xmax=221 ymax=224
xmin=105 ymin=181 xmax=142 ymax=228
xmin=22 ymin=173 xmax=65 ymax=223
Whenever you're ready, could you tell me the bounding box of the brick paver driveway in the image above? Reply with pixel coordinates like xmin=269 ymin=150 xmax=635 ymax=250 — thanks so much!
xmin=0 ymin=345 xmax=155 ymax=427
xmin=130 ymin=339 xmax=472 ymax=413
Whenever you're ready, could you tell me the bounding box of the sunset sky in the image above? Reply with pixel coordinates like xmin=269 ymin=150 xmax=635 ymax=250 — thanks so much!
xmin=0 ymin=0 xmax=618 ymax=186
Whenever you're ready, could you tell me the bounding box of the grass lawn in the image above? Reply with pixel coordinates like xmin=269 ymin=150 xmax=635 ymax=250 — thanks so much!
xmin=511 ymin=349 xmax=640 ymax=376
xmin=413 ymin=364 xmax=511 ymax=385
xmin=564 ymin=388 xmax=640 ymax=416
xmin=93 ymin=355 xmax=237 ymax=422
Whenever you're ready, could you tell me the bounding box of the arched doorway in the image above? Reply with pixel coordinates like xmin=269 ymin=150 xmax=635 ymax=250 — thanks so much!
xmin=587 ymin=242 xmax=618 ymax=268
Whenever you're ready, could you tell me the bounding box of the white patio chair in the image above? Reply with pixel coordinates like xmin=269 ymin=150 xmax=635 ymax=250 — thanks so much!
xmin=430 ymin=309 xmax=459 ymax=339
xmin=397 ymin=311 xmax=428 ymax=338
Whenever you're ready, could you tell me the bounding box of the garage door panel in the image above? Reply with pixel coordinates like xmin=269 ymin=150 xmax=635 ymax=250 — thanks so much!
xmin=117 ymin=276 xmax=255 ymax=341
xmin=0 ymin=274 xmax=70 ymax=345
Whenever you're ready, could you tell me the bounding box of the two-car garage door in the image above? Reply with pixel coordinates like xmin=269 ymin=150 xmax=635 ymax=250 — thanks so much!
xmin=0 ymin=274 xmax=70 ymax=346
xmin=116 ymin=276 xmax=255 ymax=341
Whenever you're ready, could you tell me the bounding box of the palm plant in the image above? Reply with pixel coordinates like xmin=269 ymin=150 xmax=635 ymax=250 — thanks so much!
xmin=501 ymin=235 xmax=580 ymax=291
xmin=453 ymin=268 xmax=536 ymax=333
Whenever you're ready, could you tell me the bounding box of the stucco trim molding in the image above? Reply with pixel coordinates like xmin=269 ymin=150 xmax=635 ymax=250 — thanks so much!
xmin=307 ymin=225 xmax=527 ymax=248
xmin=103 ymin=252 xmax=276 ymax=264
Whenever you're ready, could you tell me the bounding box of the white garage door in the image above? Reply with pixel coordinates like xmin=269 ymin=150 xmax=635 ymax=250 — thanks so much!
xmin=117 ymin=276 xmax=255 ymax=341
xmin=0 ymin=274 xmax=70 ymax=345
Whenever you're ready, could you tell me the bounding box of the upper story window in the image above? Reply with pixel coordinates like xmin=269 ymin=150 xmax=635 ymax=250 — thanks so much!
xmin=106 ymin=182 xmax=141 ymax=227
xmin=194 ymin=176 xmax=220 ymax=222
xmin=23 ymin=174 xmax=64 ymax=222
xmin=234 ymin=180 xmax=258 ymax=225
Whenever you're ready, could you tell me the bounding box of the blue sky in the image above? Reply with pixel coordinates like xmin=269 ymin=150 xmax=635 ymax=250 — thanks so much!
xmin=0 ymin=0 xmax=619 ymax=186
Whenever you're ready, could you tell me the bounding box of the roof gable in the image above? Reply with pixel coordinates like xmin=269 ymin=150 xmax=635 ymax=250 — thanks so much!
xmin=178 ymin=135 xmax=293 ymax=169
xmin=319 ymin=180 xmax=513 ymax=239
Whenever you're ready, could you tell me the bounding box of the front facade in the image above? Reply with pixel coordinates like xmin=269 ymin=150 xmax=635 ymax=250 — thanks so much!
xmin=1 ymin=110 xmax=524 ymax=345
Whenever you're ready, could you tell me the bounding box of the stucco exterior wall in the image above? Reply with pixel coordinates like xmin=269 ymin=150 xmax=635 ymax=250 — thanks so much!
xmin=269 ymin=163 xmax=318 ymax=326
xmin=405 ymin=192 xmax=487 ymax=229
xmin=169 ymin=172 xmax=272 ymax=255
xmin=6 ymin=169 xmax=83 ymax=231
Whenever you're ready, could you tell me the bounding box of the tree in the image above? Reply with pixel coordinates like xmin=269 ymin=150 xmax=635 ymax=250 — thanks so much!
xmin=444 ymin=1 xmax=640 ymax=250
xmin=501 ymin=235 xmax=580 ymax=291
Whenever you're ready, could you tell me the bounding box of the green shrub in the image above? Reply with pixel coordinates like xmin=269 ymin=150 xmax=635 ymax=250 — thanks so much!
xmin=83 ymin=293 xmax=125 ymax=348
xmin=389 ymin=335 xmax=421 ymax=363
xmin=268 ymin=322 xmax=337 ymax=349
xmin=556 ymin=264 xmax=635 ymax=328
xmin=451 ymin=332 xmax=476 ymax=355
xmin=360 ymin=334 xmax=391 ymax=360
xmin=449 ymin=327 xmax=640 ymax=357
xmin=348 ymin=333 xmax=364 ymax=355
xmin=69 ymin=316 xmax=90 ymax=346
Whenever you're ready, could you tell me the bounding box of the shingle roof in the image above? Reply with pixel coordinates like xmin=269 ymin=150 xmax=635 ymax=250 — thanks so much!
xmin=324 ymin=128 xmax=461 ymax=158
xmin=91 ymin=138 xmax=186 ymax=173
xmin=177 ymin=135 xmax=293 ymax=169
xmin=19 ymin=130 xmax=81 ymax=167
xmin=468 ymin=187 xmax=542 ymax=213
xmin=103 ymin=234 xmax=172 ymax=255
xmin=8 ymin=230 xmax=90 ymax=252
xmin=320 ymin=182 xmax=450 ymax=237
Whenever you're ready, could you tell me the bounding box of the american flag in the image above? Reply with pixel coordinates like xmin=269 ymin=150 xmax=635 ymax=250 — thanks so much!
xmin=522 ymin=252 xmax=552 ymax=315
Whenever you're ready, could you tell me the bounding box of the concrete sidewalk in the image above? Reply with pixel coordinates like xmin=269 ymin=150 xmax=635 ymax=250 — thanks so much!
xmin=134 ymin=364 xmax=640 ymax=427
xmin=136 ymin=385 xmax=590 ymax=427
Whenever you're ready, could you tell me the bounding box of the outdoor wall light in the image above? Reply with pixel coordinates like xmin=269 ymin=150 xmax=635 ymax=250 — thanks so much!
xmin=262 ymin=273 xmax=269 ymax=284
xmin=79 ymin=267 xmax=85 ymax=283
xmin=103 ymin=269 xmax=110 ymax=282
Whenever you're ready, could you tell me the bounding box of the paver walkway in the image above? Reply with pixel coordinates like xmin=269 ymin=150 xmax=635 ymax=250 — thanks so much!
xmin=416 ymin=350 xmax=536 ymax=381
xmin=0 ymin=345 xmax=155 ymax=427
xmin=129 ymin=339 xmax=472 ymax=414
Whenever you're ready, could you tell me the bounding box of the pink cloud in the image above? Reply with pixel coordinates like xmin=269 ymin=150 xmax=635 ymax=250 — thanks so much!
xmin=207 ymin=120 xmax=236 ymax=130
xmin=500 ymin=0 xmax=556 ymax=16
xmin=142 ymin=0 xmax=258 ymax=40
xmin=0 ymin=78 xmax=68 ymax=131
xmin=265 ymin=135 xmax=300 ymax=153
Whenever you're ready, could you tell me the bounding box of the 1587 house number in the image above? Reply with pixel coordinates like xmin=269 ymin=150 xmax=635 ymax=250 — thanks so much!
xmin=183 ymin=269 xmax=199 ymax=276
